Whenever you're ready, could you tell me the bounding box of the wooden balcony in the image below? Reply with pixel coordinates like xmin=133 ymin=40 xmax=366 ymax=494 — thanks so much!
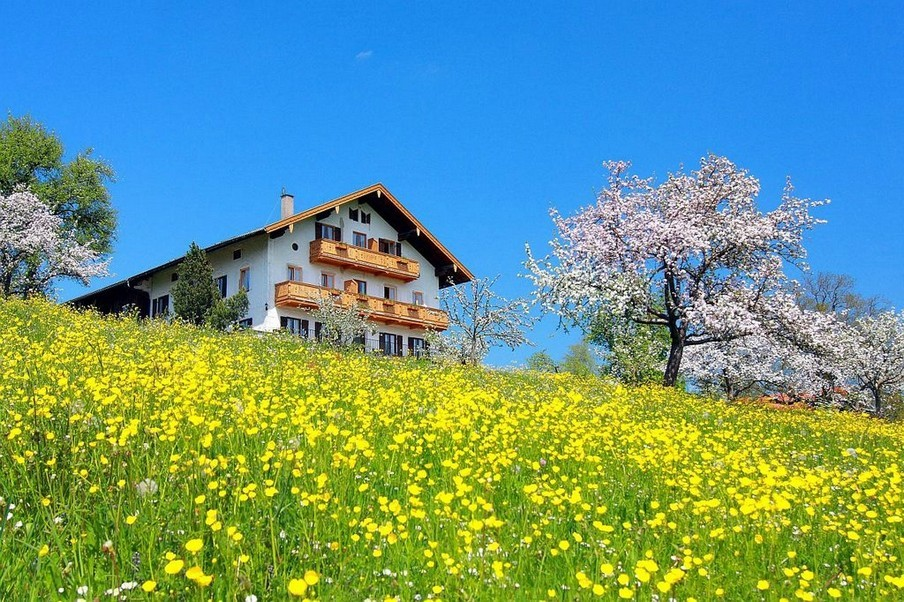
xmin=274 ymin=281 xmax=449 ymax=331
xmin=309 ymin=239 xmax=419 ymax=282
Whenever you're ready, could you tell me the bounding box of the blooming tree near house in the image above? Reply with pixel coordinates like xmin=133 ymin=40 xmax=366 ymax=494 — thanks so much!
xmin=527 ymin=155 xmax=826 ymax=386
xmin=0 ymin=188 xmax=108 ymax=297
xmin=437 ymin=276 xmax=535 ymax=364
xmin=311 ymin=293 xmax=373 ymax=347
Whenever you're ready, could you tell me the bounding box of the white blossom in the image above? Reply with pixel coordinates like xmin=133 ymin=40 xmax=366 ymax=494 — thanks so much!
xmin=0 ymin=188 xmax=108 ymax=297
xmin=310 ymin=293 xmax=374 ymax=347
xmin=431 ymin=276 xmax=535 ymax=365
xmin=527 ymin=155 xmax=825 ymax=385
xmin=835 ymin=310 xmax=904 ymax=414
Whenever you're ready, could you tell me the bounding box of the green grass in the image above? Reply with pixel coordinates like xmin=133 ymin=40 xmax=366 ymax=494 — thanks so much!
xmin=0 ymin=298 xmax=903 ymax=600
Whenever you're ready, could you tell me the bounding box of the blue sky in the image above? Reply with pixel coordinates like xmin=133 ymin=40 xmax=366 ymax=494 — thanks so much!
xmin=3 ymin=2 xmax=902 ymax=365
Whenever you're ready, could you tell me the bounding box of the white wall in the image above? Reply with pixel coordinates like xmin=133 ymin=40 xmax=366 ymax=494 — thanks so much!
xmin=138 ymin=199 xmax=446 ymax=340
xmin=139 ymin=234 xmax=270 ymax=326
xmin=266 ymin=201 xmax=441 ymax=308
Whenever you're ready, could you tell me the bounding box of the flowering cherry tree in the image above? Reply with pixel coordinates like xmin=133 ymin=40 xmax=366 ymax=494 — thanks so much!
xmin=682 ymin=304 xmax=844 ymax=402
xmin=437 ymin=276 xmax=535 ymax=364
xmin=838 ymin=310 xmax=904 ymax=414
xmin=1 ymin=188 xmax=108 ymax=297
xmin=527 ymin=155 xmax=826 ymax=386
xmin=311 ymin=293 xmax=374 ymax=347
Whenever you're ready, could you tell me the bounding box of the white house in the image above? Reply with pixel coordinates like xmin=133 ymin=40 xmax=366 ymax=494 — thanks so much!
xmin=71 ymin=184 xmax=474 ymax=356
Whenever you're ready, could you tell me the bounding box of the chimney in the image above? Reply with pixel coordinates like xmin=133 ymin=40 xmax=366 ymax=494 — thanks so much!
xmin=280 ymin=188 xmax=294 ymax=220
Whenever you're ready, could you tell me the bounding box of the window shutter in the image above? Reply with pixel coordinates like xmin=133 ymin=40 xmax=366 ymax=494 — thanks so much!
xmin=280 ymin=317 xmax=288 ymax=328
xmin=334 ymin=227 xmax=342 ymax=242
xmin=302 ymin=319 xmax=309 ymax=337
xmin=315 ymin=223 xmax=323 ymax=240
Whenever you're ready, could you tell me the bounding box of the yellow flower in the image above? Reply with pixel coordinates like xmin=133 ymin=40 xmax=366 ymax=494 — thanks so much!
xmin=125 ymin=515 xmax=137 ymax=525
xmin=185 ymin=538 xmax=203 ymax=553
xmin=185 ymin=565 xmax=204 ymax=580
xmin=303 ymin=570 xmax=320 ymax=586
xmin=288 ymin=578 xmax=308 ymax=596
xmin=164 ymin=559 xmax=184 ymax=575
xmin=618 ymin=587 xmax=634 ymax=599
xmin=558 ymin=540 xmax=570 ymax=551
xmin=195 ymin=573 xmax=213 ymax=587
xmin=38 ymin=544 xmax=49 ymax=557
xmin=141 ymin=580 xmax=156 ymax=592
xmin=757 ymin=580 xmax=770 ymax=590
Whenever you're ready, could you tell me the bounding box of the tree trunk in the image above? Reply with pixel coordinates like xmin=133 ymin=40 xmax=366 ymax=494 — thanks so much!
xmin=871 ymin=386 xmax=882 ymax=415
xmin=663 ymin=331 xmax=684 ymax=387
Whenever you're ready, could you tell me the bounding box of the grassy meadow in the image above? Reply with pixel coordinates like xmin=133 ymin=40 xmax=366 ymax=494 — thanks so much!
xmin=1 ymin=299 xmax=903 ymax=600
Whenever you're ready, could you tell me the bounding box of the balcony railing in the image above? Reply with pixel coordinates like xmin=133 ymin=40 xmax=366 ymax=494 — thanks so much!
xmin=274 ymin=281 xmax=449 ymax=331
xmin=309 ymin=239 xmax=419 ymax=281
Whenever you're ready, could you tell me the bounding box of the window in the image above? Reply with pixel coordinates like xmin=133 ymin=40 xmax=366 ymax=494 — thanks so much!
xmin=239 ymin=267 xmax=250 ymax=292
xmin=408 ymin=337 xmax=427 ymax=358
xmin=348 ymin=207 xmax=359 ymax=221
xmin=379 ymin=332 xmax=403 ymax=356
xmin=287 ymin=265 xmax=303 ymax=282
xmin=361 ymin=211 xmax=371 ymax=224
xmin=352 ymin=231 xmax=368 ymax=248
xmin=383 ymin=285 xmax=397 ymax=301
xmin=171 ymin=273 xmax=179 ymax=282
xmin=412 ymin=291 xmax=424 ymax=306
xmin=315 ymin=222 xmax=342 ymax=241
xmin=233 ymin=249 xmax=242 ymax=260
xmin=291 ymin=242 xmax=299 ymax=251
xmin=356 ymin=280 xmax=367 ymax=295
xmin=280 ymin=317 xmax=309 ymax=337
xmin=151 ymin=294 xmax=169 ymax=318
xmin=321 ymin=272 xmax=335 ymax=289
xmin=379 ymin=238 xmax=401 ymax=256
xmin=238 ymin=318 xmax=252 ymax=329
xmin=314 ymin=321 xmax=324 ymax=341
xmin=215 ymin=275 xmax=227 ymax=298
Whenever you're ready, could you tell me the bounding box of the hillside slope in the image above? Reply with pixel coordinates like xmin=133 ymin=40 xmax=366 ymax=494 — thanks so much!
xmin=1 ymin=299 xmax=903 ymax=600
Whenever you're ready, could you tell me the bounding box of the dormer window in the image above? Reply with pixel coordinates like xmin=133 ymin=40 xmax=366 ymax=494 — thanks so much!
xmin=315 ymin=222 xmax=341 ymax=241
xmin=361 ymin=211 xmax=371 ymax=225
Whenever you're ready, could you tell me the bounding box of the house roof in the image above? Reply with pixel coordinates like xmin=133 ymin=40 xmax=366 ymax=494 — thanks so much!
xmin=68 ymin=183 xmax=472 ymax=305
xmin=67 ymin=227 xmax=266 ymax=306
xmin=266 ymin=183 xmax=474 ymax=286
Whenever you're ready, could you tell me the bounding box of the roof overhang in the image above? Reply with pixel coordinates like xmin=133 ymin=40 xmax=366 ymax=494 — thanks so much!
xmin=67 ymin=227 xmax=266 ymax=305
xmin=266 ymin=183 xmax=474 ymax=288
